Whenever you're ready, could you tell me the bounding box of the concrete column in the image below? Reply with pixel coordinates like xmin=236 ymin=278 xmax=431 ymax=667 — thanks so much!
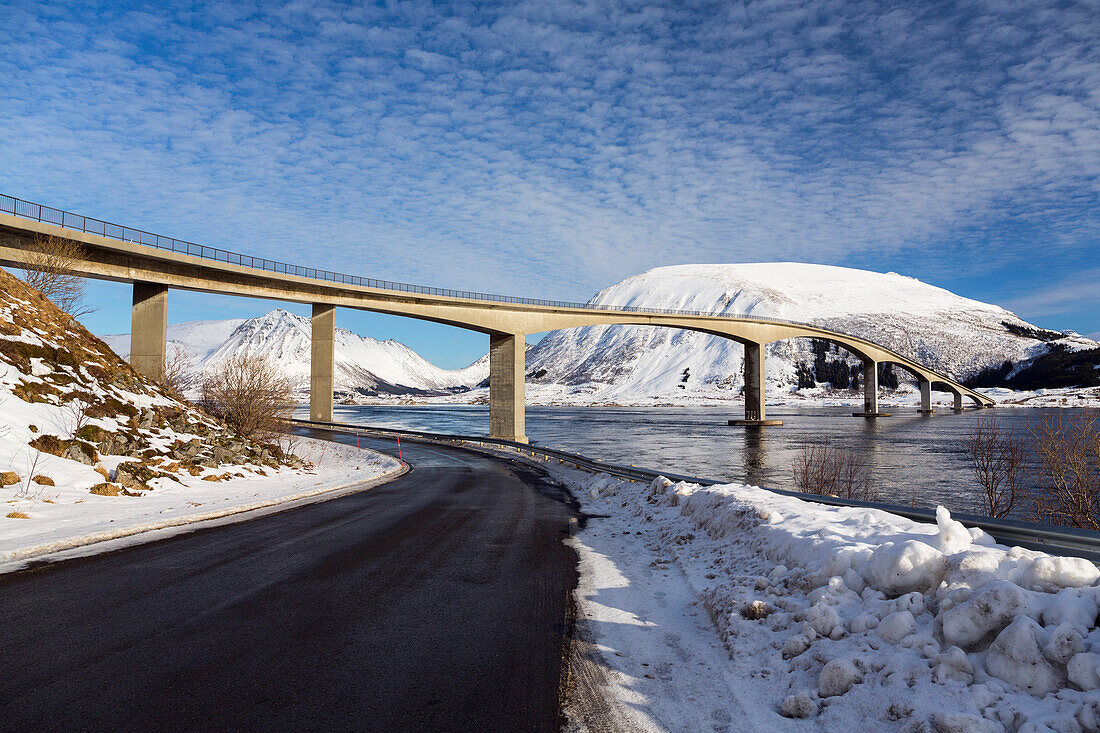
xmin=919 ymin=379 xmax=934 ymax=413
xmin=863 ymin=359 xmax=879 ymax=414
xmin=311 ymin=304 xmax=335 ymax=423
xmin=489 ymin=333 xmax=527 ymax=443
xmin=130 ymin=283 xmax=167 ymax=382
xmin=953 ymin=391 xmax=964 ymax=411
xmin=743 ymin=342 xmax=765 ymax=421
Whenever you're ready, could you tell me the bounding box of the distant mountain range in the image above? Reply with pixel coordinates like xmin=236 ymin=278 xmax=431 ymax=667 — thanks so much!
xmin=103 ymin=310 xmax=487 ymax=397
xmin=103 ymin=263 xmax=1099 ymax=403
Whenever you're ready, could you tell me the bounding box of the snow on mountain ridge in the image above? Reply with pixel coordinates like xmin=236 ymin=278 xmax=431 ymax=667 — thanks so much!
xmin=144 ymin=309 xmax=486 ymax=395
xmin=525 ymin=263 xmax=1093 ymax=403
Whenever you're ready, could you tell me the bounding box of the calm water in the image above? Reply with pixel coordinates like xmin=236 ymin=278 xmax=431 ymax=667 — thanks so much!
xmin=307 ymin=404 xmax=1075 ymax=516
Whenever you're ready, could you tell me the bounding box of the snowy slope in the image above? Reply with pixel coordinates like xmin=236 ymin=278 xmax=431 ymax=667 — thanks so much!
xmin=525 ymin=263 xmax=1096 ymax=403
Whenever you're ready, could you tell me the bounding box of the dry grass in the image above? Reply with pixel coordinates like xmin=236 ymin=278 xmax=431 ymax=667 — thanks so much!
xmin=19 ymin=233 xmax=95 ymax=318
xmin=5 ymin=511 xmax=29 ymax=519
xmin=792 ymin=442 xmax=877 ymax=502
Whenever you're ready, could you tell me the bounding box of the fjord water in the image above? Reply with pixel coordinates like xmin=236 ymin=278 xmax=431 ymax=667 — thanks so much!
xmin=320 ymin=404 xmax=1079 ymax=516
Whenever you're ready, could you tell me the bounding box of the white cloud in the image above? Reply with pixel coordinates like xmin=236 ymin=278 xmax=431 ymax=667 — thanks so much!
xmin=0 ymin=0 xmax=1096 ymax=318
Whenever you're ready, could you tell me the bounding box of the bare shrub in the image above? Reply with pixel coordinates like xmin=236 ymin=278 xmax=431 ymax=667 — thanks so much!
xmin=199 ymin=353 xmax=292 ymax=442
xmin=1027 ymin=410 xmax=1100 ymax=530
xmin=792 ymin=442 xmax=876 ymax=502
xmin=62 ymin=397 xmax=92 ymax=440
xmin=157 ymin=344 xmax=191 ymax=399
xmin=19 ymin=233 xmax=95 ymax=318
xmin=966 ymin=415 xmax=1025 ymax=518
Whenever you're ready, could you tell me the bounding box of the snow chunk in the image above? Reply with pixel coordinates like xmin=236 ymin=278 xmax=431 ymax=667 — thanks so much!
xmin=985 ymin=616 xmax=1061 ymax=696
xmin=862 ymin=540 xmax=946 ymax=596
xmin=935 ymin=506 xmax=972 ymax=555
xmin=780 ymin=692 xmax=817 ymax=718
xmin=818 ymin=658 xmax=860 ymax=697
xmin=876 ymin=610 xmax=916 ymax=644
xmin=1020 ymin=555 xmax=1100 ymax=593
xmin=1068 ymin=652 xmax=1100 ymax=691
xmin=941 ymin=580 xmax=1029 ymax=649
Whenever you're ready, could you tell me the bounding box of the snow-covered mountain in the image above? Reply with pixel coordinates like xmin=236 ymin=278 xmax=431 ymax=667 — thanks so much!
xmin=105 ymin=310 xmax=486 ymax=397
xmin=523 ymin=263 xmax=1096 ymax=403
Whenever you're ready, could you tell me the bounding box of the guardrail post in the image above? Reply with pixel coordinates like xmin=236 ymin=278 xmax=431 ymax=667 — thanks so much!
xmin=130 ymin=283 xmax=167 ymax=382
xmin=489 ymin=333 xmax=527 ymax=443
xmin=311 ymin=304 xmax=335 ymax=422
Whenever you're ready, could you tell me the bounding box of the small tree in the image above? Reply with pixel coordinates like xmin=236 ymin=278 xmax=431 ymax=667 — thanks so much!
xmin=199 ymin=353 xmax=292 ymax=442
xmin=19 ymin=233 xmax=95 ymax=318
xmin=792 ymin=442 xmax=876 ymax=502
xmin=966 ymin=415 xmax=1024 ymax=518
xmin=1027 ymin=410 xmax=1100 ymax=530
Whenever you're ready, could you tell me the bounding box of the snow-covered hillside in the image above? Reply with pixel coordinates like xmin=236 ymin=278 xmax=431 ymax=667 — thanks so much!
xmin=107 ymin=310 xmax=487 ymax=397
xmin=0 ymin=268 xmax=402 ymax=566
xmin=524 ymin=264 xmax=1096 ymax=404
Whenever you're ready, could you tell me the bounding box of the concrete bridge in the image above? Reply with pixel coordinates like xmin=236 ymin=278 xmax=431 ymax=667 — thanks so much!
xmin=0 ymin=195 xmax=993 ymax=441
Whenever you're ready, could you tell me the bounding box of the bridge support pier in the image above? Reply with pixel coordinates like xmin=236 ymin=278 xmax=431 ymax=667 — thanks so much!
xmin=854 ymin=359 xmax=890 ymax=417
xmin=919 ymin=380 xmax=935 ymax=414
xmin=953 ymin=392 xmax=964 ymax=411
xmin=131 ymin=283 xmax=167 ymax=382
xmin=729 ymin=342 xmax=781 ymax=426
xmin=311 ymin=304 xmax=335 ymax=423
xmin=489 ymin=333 xmax=527 ymax=443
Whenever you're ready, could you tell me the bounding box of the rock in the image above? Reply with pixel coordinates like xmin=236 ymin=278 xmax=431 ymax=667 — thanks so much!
xmin=201 ymin=474 xmax=221 ymax=482
xmin=62 ymin=441 xmax=99 ymax=465
xmin=213 ymin=447 xmax=231 ymax=464
xmin=31 ymin=475 xmax=54 ymax=486
xmin=114 ymin=462 xmax=153 ymax=491
xmin=0 ymin=471 xmax=19 ymax=486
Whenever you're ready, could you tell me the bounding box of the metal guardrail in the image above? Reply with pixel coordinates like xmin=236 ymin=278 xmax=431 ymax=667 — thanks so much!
xmin=0 ymin=192 xmax=978 ymax=389
xmin=292 ymin=418 xmax=1100 ymax=562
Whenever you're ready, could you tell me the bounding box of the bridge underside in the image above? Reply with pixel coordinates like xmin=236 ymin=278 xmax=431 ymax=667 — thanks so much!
xmin=0 ymin=213 xmax=993 ymax=440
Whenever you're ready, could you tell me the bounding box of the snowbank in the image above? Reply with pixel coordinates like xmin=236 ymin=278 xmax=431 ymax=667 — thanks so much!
xmin=567 ymin=471 xmax=1100 ymax=730
xmin=1 ymin=437 xmax=402 ymax=570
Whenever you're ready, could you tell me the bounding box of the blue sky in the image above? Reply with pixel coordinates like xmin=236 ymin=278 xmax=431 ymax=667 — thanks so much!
xmin=1 ymin=0 xmax=1097 ymax=368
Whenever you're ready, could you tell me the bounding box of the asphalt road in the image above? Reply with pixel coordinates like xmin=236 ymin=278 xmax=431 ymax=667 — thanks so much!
xmin=0 ymin=428 xmax=581 ymax=732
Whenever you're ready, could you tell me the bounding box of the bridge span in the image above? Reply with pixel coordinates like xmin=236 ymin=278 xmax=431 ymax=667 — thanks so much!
xmin=0 ymin=195 xmax=993 ymax=441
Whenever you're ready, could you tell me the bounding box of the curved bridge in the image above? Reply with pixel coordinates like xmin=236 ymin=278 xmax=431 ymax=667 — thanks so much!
xmin=0 ymin=195 xmax=993 ymax=441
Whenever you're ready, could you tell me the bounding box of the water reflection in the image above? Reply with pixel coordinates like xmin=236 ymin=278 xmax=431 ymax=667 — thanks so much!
xmin=308 ymin=404 xmax=1082 ymax=519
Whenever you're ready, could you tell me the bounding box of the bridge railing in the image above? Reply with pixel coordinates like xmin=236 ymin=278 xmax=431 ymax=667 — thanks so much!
xmin=2 ymin=193 xmax=976 ymax=388
xmin=0 ymin=193 xmax=826 ymax=324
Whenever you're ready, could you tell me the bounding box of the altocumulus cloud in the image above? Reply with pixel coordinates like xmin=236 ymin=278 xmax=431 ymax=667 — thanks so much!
xmin=0 ymin=0 xmax=1097 ymax=310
